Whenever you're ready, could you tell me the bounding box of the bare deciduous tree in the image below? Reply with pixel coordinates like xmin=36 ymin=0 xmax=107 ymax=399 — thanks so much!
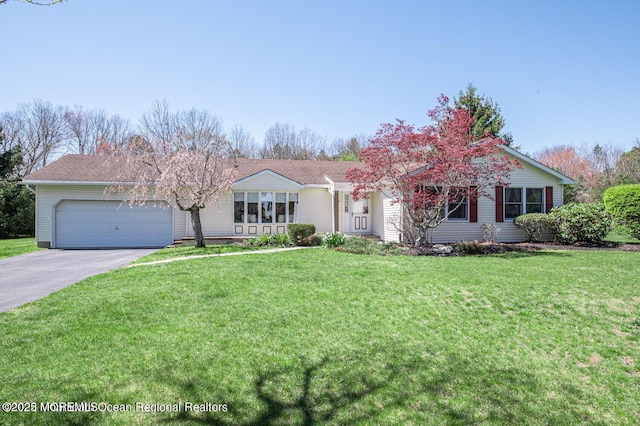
xmin=64 ymin=106 xmax=133 ymax=155
xmin=329 ymin=134 xmax=369 ymax=161
xmin=227 ymin=124 xmax=257 ymax=159
xmin=260 ymin=122 xmax=326 ymax=160
xmin=0 ymin=0 xmax=64 ymax=5
xmin=139 ymin=99 xmax=175 ymax=148
xmin=0 ymin=100 xmax=68 ymax=176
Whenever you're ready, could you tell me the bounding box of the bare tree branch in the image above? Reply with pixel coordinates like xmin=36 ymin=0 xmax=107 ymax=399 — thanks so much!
xmin=0 ymin=0 xmax=65 ymax=5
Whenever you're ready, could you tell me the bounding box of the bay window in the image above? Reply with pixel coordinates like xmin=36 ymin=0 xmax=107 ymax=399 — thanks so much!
xmin=234 ymin=192 xmax=245 ymax=223
xmin=247 ymin=192 xmax=259 ymax=223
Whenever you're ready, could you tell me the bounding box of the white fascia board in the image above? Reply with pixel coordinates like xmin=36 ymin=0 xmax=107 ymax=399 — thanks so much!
xmin=323 ymin=175 xmax=355 ymax=192
xmin=500 ymin=145 xmax=576 ymax=185
xmin=304 ymin=184 xmax=331 ymax=189
xmin=20 ymin=180 xmax=121 ymax=186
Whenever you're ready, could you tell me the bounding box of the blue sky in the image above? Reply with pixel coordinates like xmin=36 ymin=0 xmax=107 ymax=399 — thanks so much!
xmin=2 ymin=0 xmax=639 ymax=154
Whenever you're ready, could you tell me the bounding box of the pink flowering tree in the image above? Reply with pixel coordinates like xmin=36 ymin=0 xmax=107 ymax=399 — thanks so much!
xmin=110 ymin=102 xmax=236 ymax=248
xmin=346 ymin=96 xmax=519 ymax=247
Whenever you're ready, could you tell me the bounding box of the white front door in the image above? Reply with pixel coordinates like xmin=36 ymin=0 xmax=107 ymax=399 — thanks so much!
xmin=349 ymin=196 xmax=370 ymax=233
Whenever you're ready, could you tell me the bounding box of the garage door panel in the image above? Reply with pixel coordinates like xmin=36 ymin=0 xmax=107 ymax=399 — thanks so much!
xmin=55 ymin=200 xmax=173 ymax=248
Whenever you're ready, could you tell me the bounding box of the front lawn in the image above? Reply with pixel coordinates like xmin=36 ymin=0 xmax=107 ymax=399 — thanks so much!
xmin=131 ymin=243 xmax=260 ymax=264
xmin=605 ymin=228 xmax=640 ymax=244
xmin=0 ymin=237 xmax=42 ymax=259
xmin=0 ymin=249 xmax=638 ymax=424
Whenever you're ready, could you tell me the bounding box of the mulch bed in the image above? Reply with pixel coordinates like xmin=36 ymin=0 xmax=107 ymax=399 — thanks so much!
xmin=406 ymin=241 xmax=640 ymax=256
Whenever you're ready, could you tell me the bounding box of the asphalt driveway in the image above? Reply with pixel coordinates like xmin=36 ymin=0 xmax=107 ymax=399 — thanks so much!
xmin=0 ymin=249 xmax=157 ymax=312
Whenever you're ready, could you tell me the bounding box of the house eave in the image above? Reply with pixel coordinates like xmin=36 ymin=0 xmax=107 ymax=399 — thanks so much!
xmin=20 ymin=180 xmax=119 ymax=186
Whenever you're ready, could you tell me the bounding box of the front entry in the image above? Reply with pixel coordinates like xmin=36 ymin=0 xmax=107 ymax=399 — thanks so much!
xmin=343 ymin=194 xmax=370 ymax=233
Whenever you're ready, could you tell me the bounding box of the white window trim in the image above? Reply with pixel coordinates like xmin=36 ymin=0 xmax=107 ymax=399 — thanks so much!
xmin=234 ymin=191 xmax=298 ymax=225
xmin=504 ymin=187 xmax=545 ymax=221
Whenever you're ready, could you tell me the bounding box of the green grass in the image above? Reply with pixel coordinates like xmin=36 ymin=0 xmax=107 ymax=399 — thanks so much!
xmin=0 ymin=237 xmax=42 ymax=259
xmin=132 ymin=244 xmax=261 ymax=263
xmin=1 ymin=249 xmax=639 ymax=424
xmin=605 ymin=228 xmax=640 ymax=244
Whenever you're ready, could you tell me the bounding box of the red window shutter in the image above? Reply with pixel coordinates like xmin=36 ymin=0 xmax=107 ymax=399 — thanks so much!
xmin=495 ymin=185 xmax=504 ymax=222
xmin=469 ymin=186 xmax=478 ymax=223
xmin=545 ymin=186 xmax=553 ymax=213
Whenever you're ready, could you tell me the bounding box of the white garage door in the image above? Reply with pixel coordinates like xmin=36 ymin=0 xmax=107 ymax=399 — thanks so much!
xmin=55 ymin=200 xmax=173 ymax=248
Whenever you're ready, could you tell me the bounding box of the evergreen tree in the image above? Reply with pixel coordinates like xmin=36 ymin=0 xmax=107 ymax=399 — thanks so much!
xmin=0 ymin=132 xmax=35 ymax=238
xmin=454 ymin=83 xmax=512 ymax=145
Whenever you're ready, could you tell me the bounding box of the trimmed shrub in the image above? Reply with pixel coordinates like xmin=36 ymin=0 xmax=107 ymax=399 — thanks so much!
xmin=322 ymin=232 xmax=346 ymax=248
xmin=514 ymin=213 xmax=552 ymax=242
xmin=287 ymin=224 xmax=316 ymax=245
xmin=604 ymin=184 xmax=640 ymax=239
xmin=548 ymin=202 xmax=611 ymax=244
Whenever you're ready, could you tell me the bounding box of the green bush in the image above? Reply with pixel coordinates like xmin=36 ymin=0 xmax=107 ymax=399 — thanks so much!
xmin=257 ymin=233 xmax=272 ymax=246
xmin=287 ymin=224 xmax=316 ymax=245
xmin=270 ymin=233 xmax=292 ymax=247
xmin=514 ymin=213 xmax=552 ymax=242
xmin=548 ymin=202 xmax=611 ymax=244
xmin=243 ymin=237 xmax=260 ymax=247
xmin=604 ymin=184 xmax=640 ymax=239
xmin=244 ymin=233 xmax=292 ymax=248
xmin=322 ymin=232 xmax=346 ymax=248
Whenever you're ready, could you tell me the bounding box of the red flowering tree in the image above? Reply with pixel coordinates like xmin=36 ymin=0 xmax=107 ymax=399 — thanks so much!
xmin=346 ymin=96 xmax=519 ymax=247
xmin=110 ymin=102 xmax=237 ymax=248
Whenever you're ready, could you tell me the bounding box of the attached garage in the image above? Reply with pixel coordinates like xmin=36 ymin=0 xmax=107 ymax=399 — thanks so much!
xmin=54 ymin=200 xmax=173 ymax=249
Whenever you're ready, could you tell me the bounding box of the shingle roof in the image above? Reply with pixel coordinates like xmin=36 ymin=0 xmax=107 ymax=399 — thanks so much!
xmin=21 ymin=155 xmax=361 ymax=185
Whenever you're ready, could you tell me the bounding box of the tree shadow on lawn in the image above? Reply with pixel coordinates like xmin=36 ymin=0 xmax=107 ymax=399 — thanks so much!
xmin=158 ymin=348 xmax=596 ymax=425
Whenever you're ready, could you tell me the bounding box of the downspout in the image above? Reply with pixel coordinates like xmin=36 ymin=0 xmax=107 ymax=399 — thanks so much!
xmin=330 ymin=187 xmax=336 ymax=233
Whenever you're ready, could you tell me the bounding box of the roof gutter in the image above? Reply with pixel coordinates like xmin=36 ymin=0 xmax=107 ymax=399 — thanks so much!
xmin=20 ymin=180 xmax=133 ymax=186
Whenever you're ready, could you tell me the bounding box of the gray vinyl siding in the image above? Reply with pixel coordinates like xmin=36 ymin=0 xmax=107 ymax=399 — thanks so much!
xmin=374 ymin=157 xmax=563 ymax=243
xmin=428 ymin=160 xmax=565 ymax=243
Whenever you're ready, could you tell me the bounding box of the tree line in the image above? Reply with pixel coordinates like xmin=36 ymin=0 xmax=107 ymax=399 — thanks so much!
xmin=533 ymin=140 xmax=640 ymax=203
xmin=0 ymin=100 xmax=369 ymax=181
